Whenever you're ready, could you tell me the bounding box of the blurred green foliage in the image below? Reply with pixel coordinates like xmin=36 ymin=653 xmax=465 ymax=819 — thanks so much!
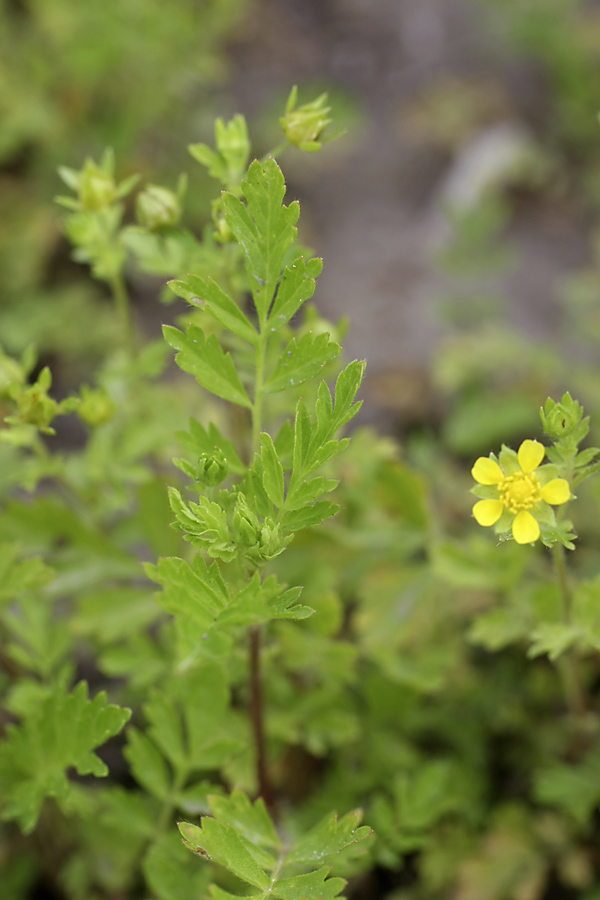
xmin=4 ymin=1 xmax=600 ymax=899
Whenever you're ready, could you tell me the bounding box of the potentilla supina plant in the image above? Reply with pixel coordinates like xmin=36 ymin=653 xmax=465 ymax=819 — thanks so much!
xmin=471 ymin=439 xmax=570 ymax=544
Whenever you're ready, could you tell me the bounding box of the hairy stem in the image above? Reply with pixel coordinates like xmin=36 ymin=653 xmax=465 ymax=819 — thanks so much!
xmin=249 ymin=625 xmax=275 ymax=815
xmin=553 ymin=542 xmax=586 ymax=717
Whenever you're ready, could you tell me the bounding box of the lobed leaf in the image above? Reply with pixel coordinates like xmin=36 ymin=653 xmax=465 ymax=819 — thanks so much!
xmin=169 ymin=274 xmax=258 ymax=345
xmin=285 ymin=809 xmax=372 ymax=867
xmin=222 ymin=158 xmax=299 ymax=325
xmin=259 ymin=433 xmax=285 ymax=508
xmin=268 ymin=256 xmax=324 ymax=331
xmin=163 ymin=324 xmax=251 ymax=408
xmin=265 ymin=332 xmax=341 ymax=394
xmin=0 ymin=682 xmax=130 ymax=833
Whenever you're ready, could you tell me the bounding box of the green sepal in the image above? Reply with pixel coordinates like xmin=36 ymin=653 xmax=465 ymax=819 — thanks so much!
xmin=163 ymin=324 xmax=251 ymax=408
xmin=176 ymin=419 xmax=245 ymax=477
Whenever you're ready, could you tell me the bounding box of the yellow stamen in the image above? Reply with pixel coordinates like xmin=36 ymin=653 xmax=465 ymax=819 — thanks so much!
xmin=498 ymin=472 xmax=540 ymax=514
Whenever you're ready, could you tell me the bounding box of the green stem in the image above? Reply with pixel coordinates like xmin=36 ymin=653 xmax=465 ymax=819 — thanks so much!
xmin=247 ymin=325 xmax=275 ymax=813
xmin=109 ymin=269 xmax=136 ymax=358
xmin=252 ymin=332 xmax=267 ymax=456
xmin=261 ymin=140 xmax=290 ymax=163
xmin=552 ymin=542 xmax=586 ymax=717
xmin=249 ymin=625 xmax=275 ymax=817
xmin=156 ymin=766 xmax=188 ymax=835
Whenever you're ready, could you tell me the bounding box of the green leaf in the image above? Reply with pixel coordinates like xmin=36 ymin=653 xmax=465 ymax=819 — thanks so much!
xmin=285 ymin=476 xmax=339 ymax=511
xmin=285 ymin=809 xmax=372 ymax=867
xmin=146 ymin=555 xmax=230 ymax=635
xmin=329 ymin=360 xmax=366 ymax=433
xmin=178 ymin=790 xmax=366 ymax=899
xmin=260 ymin=433 xmax=285 ymax=508
xmin=268 ymin=256 xmax=324 ymax=330
xmin=528 ymin=623 xmax=582 ymax=661
xmin=265 ymin=332 xmax=341 ymax=393
xmin=169 ymin=274 xmax=258 ymax=345
xmin=207 ymin=790 xmax=279 ymax=850
xmin=179 ymin=819 xmax=272 ymax=890
xmin=283 ymin=501 xmax=341 ymax=532
xmin=275 ymin=869 xmax=346 ymax=900
xmin=535 ymin=753 xmax=600 ymax=824
xmin=163 ymin=324 xmax=251 ymax=408
xmin=0 ymin=682 xmax=130 ymax=833
xmin=124 ymin=728 xmax=171 ymax=800
xmin=222 ymin=158 xmax=299 ymax=325
xmin=292 ymin=398 xmax=312 ymax=480
xmin=143 ymin=831 xmax=213 ymax=900
xmin=0 ymin=545 xmax=54 ymax=607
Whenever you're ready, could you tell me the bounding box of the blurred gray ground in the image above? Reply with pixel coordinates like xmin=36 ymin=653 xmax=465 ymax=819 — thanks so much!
xmin=226 ymin=0 xmax=590 ymax=424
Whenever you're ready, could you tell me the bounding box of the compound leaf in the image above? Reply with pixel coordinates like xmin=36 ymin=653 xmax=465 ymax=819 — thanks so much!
xmin=0 ymin=682 xmax=130 ymax=833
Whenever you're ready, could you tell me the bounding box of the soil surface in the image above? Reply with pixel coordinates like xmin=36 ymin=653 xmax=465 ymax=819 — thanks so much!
xmin=224 ymin=0 xmax=591 ymax=429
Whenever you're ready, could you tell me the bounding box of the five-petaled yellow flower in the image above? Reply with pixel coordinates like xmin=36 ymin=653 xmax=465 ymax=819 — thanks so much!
xmin=471 ymin=439 xmax=570 ymax=544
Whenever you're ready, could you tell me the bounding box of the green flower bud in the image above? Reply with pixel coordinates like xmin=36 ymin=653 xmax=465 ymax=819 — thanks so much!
xmin=78 ymin=386 xmax=114 ymax=427
xmin=14 ymin=369 xmax=58 ymax=432
xmin=136 ymin=184 xmax=181 ymax=231
xmin=196 ymin=450 xmax=229 ymax=487
xmin=78 ymin=159 xmax=117 ymax=210
xmin=232 ymin=496 xmax=260 ymax=549
xmin=280 ymin=86 xmax=333 ymax=153
xmin=540 ymin=393 xmax=586 ymax=439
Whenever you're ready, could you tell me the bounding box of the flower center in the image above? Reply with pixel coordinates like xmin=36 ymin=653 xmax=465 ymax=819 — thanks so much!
xmin=498 ymin=472 xmax=541 ymax=513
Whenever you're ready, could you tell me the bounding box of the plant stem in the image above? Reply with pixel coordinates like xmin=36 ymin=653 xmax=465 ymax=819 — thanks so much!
xmin=249 ymin=624 xmax=275 ymax=816
xmin=247 ymin=324 xmax=275 ymax=812
xmin=252 ymin=332 xmax=267 ymax=456
xmin=552 ymin=543 xmax=586 ymax=717
xmin=109 ymin=269 xmax=136 ymax=358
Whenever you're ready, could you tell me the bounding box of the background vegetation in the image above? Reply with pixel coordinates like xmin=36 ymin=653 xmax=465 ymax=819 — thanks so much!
xmin=3 ymin=1 xmax=600 ymax=899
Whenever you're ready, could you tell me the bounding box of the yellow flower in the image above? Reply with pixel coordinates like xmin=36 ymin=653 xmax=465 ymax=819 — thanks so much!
xmin=471 ymin=439 xmax=570 ymax=544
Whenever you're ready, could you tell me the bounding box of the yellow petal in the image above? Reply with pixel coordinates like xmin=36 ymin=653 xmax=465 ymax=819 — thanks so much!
xmin=473 ymin=499 xmax=504 ymax=526
xmin=540 ymin=478 xmax=570 ymax=506
xmin=518 ymin=439 xmax=545 ymax=474
xmin=472 ymin=457 xmax=504 ymax=485
xmin=512 ymin=510 xmax=540 ymax=544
